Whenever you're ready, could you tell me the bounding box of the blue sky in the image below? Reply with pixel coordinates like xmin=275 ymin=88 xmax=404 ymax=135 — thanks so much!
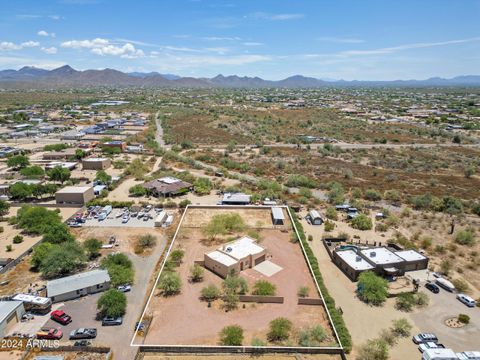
xmin=1 ymin=0 xmax=479 ymax=80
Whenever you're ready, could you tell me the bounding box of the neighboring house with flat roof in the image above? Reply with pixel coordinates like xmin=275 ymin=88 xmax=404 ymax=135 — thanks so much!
xmin=204 ymin=236 xmax=266 ymax=278
xmin=0 ymin=301 xmax=25 ymax=337
xmin=46 ymin=269 xmax=110 ymax=303
xmin=82 ymin=157 xmax=111 ymax=170
xmin=55 ymin=186 xmax=94 ymax=205
xmin=332 ymin=249 xmax=375 ymax=281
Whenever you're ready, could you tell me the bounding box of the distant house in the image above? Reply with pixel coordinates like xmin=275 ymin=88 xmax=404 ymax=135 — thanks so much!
xmin=307 ymin=209 xmax=323 ymax=225
xmin=82 ymin=157 xmax=111 ymax=170
xmin=204 ymin=236 xmax=267 ymax=278
xmin=142 ymin=177 xmax=192 ymax=197
xmin=221 ymin=193 xmax=251 ymax=205
xmin=125 ymin=144 xmax=144 ymax=153
xmin=102 ymin=141 xmax=126 ymax=152
xmin=43 ymin=148 xmax=92 ymax=160
xmin=46 ymin=269 xmax=111 ymax=303
xmin=0 ymin=301 xmax=25 ymax=337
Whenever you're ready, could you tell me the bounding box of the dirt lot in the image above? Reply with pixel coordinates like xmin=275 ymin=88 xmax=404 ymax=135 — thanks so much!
xmin=140 ymin=207 xmax=336 ymax=347
xmin=181 ymin=207 xmax=275 ymax=229
xmin=141 ymin=355 xmax=341 ymax=360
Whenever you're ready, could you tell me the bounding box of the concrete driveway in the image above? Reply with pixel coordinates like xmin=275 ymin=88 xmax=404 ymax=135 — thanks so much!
xmin=411 ymin=284 xmax=480 ymax=352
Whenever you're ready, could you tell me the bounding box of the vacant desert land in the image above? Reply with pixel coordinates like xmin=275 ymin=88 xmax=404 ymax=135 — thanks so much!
xmin=140 ymin=207 xmax=336 ymax=347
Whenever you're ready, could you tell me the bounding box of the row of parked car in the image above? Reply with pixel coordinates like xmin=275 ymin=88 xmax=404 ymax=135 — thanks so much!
xmin=424 ymin=276 xmax=477 ymax=307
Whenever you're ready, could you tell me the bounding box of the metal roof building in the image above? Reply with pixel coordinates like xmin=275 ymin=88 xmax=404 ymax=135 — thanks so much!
xmin=271 ymin=207 xmax=285 ymax=225
xmin=0 ymin=301 xmax=25 ymax=337
xmin=46 ymin=269 xmax=111 ymax=303
xmin=221 ymin=193 xmax=251 ymax=205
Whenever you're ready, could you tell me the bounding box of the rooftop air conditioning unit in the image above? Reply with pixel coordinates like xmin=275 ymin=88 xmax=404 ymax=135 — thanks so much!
xmin=356 ymin=256 xmax=362 ymax=262
xmin=370 ymin=251 xmax=376 ymax=257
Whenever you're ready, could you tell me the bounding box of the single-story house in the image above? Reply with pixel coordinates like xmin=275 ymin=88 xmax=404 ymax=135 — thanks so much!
xmin=46 ymin=269 xmax=111 ymax=303
xmin=82 ymin=157 xmax=111 ymax=170
xmin=142 ymin=177 xmax=192 ymax=197
xmin=204 ymin=236 xmax=266 ymax=278
xmin=45 ymin=161 xmax=78 ymax=171
xmin=55 ymin=186 xmax=94 ymax=205
xmin=271 ymin=207 xmax=285 ymax=225
xmin=43 ymin=148 xmax=92 ymax=160
xmin=0 ymin=301 xmax=25 ymax=337
xmin=307 ymin=209 xmax=323 ymax=225
xmin=102 ymin=141 xmax=126 ymax=152
xmin=221 ymin=193 xmax=251 ymax=205
xmin=332 ymin=249 xmax=375 ymax=281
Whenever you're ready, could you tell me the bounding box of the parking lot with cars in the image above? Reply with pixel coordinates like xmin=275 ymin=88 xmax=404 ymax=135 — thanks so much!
xmin=411 ymin=277 xmax=480 ymax=353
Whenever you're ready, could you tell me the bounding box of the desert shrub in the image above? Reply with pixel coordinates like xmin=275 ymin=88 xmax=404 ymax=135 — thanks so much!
xmin=83 ymin=238 xmax=102 ymax=259
xmin=137 ymin=234 xmax=157 ymax=251
xmin=357 ymin=271 xmax=388 ymax=305
xmin=179 ymin=199 xmax=191 ymax=208
xmin=420 ymin=236 xmax=433 ymax=249
xmin=158 ymin=271 xmax=182 ymax=296
xmin=219 ymin=325 xmax=243 ymax=346
xmin=379 ymin=329 xmax=397 ymax=346
xmin=452 ymin=278 xmax=469 ymax=293
xmin=223 ymin=274 xmax=248 ymax=295
xmin=324 ymin=220 xmax=335 ymax=232
xmin=455 ymin=229 xmax=476 ymax=246
xmin=297 ymin=286 xmax=310 ymax=298
xmin=202 ymin=213 xmax=246 ymax=240
xmin=6 ymin=245 xmax=12 ymax=252
xmin=170 ymin=249 xmax=185 ymax=266
xmin=298 ymin=325 xmax=327 ymax=347
xmin=201 ymin=284 xmax=221 ymax=301
xmin=13 ymin=235 xmax=24 ymax=244
xmin=252 ymin=280 xmax=276 ymax=296
xmin=222 ymin=291 xmax=240 ymax=310
xmin=415 ymin=292 xmax=430 ymax=307
xmin=458 ymin=314 xmax=470 ymax=324
xmin=357 ymin=338 xmax=389 ymax=360
xmin=351 ymin=214 xmax=373 ymax=230
xmin=364 ymin=189 xmax=382 ymax=201
xmin=326 ymin=206 xmax=338 ymax=220
xmin=391 ymin=318 xmax=412 ymax=337
xmin=395 ymin=293 xmax=416 ymax=312
xmin=440 ymin=259 xmax=452 ymax=275
xmin=129 ymin=184 xmax=147 ymax=197
xmin=267 ymin=317 xmax=292 ymax=342
xmin=251 ymin=338 xmax=266 ymax=346
xmin=190 ymin=264 xmax=204 ymax=282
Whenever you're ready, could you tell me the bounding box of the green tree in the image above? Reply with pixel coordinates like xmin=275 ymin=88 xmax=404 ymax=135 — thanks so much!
xmin=42 ymin=222 xmax=75 ymax=244
xmin=39 ymin=241 xmax=86 ymax=277
xmin=16 ymin=206 xmax=62 ymax=235
xmin=223 ymin=274 xmax=248 ymax=295
xmin=101 ymin=253 xmax=133 ymax=269
xmin=7 ymin=155 xmax=29 ymax=169
xmin=97 ymin=289 xmax=127 ymax=318
xmin=20 ymin=166 xmax=45 ymax=179
xmin=129 ymin=184 xmax=147 ymax=197
xmin=158 ymin=271 xmax=182 ymax=296
xmin=31 ymin=242 xmax=55 ymax=269
xmin=107 ymin=264 xmax=134 ymax=286
xmin=252 ymin=280 xmax=276 ymax=296
xmin=267 ymin=317 xmax=292 ymax=342
xmin=327 ymin=182 xmax=345 ymax=205
xmin=357 ymin=271 xmax=388 ymax=305
xmin=193 ymin=177 xmax=213 ymax=195
xmin=395 ymin=293 xmax=415 ymax=312
xmin=47 ymin=166 xmax=71 ymax=184
xmin=0 ymin=200 xmax=10 ymax=216
xmin=95 ymin=170 xmax=112 ymax=184
xmin=219 ymin=325 xmax=244 ymax=346
xmin=351 ymin=214 xmax=373 ymax=230
xmin=325 ymin=206 xmax=338 ymax=220
xmin=84 ymin=238 xmax=102 ymax=259
xmin=74 ymin=149 xmax=86 ymax=159
xmin=170 ymin=249 xmax=185 ymax=266
xmin=8 ymin=182 xmax=33 ymax=200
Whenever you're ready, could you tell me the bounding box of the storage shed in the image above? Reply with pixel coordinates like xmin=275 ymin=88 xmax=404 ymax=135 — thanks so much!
xmin=308 ymin=209 xmax=323 ymax=225
xmin=0 ymin=301 xmax=25 ymax=337
xmin=271 ymin=207 xmax=285 ymax=225
xmin=82 ymin=157 xmax=111 ymax=170
xmin=55 ymin=186 xmax=94 ymax=205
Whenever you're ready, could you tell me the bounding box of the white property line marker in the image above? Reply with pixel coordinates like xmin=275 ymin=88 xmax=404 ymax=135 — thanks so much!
xmin=130 ymin=205 xmax=344 ymax=352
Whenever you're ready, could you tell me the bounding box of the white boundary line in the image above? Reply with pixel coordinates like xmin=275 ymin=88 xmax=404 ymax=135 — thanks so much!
xmin=130 ymin=204 xmax=344 ymax=352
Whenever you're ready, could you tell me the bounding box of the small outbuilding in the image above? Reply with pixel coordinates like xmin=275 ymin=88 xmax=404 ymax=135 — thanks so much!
xmin=221 ymin=193 xmax=251 ymax=205
xmin=46 ymin=269 xmax=111 ymax=303
xmin=55 ymin=186 xmax=94 ymax=205
xmin=154 ymin=211 xmax=168 ymax=227
xmin=307 ymin=209 xmax=323 ymax=225
xmin=0 ymin=301 xmax=25 ymax=337
xmin=82 ymin=157 xmax=111 ymax=170
xmin=271 ymin=207 xmax=285 ymax=225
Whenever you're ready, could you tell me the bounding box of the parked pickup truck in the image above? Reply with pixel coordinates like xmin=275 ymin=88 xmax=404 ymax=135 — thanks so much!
xmin=50 ymin=310 xmax=72 ymax=325
xmin=36 ymin=327 xmax=63 ymax=340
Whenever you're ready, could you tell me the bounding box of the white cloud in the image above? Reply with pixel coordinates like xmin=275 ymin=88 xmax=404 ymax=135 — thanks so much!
xmin=0 ymin=41 xmax=39 ymax=51
xmin=317 ymin=36 xmax=365 ymax=44
xmin=202 ymin=36 xmax=241 ymax=41
xmin=243 ymin=42 xmax=263 ymax=46
xmin=37 ymin=30 xmax=56 ymax=38
xmin=250 ymin=12 xmax=304 ymax=21
xmin=41 ymin=46 xmax=58 ymax=54
xmin=49 ymin=15 xmax=61 ymax=20
xmin=61 ymin=38 xmax=145 ymax=58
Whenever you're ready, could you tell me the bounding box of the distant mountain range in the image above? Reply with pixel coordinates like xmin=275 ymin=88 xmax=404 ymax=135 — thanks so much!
xmin=1 ymin=65 xmax=479 ymax=88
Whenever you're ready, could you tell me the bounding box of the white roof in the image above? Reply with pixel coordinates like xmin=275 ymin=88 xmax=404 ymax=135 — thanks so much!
xmin=206 ymin=250 xmax=237 ymax=267
xmin=222 ymin=236 xmax=264 ymax=260
xmin=309 ymin=209 xmax=322 ymax=219
xmin=56 ymin=186 xmax=93 ymax=194
xmin=12 ymin=294 xmax=50 ymax=305
xmin=396 ymin=250 xmax=427 ymax=262
xmin=0 ymin=301 xmax=23 ymax=323
xmin=360 ymin=247 xmax=403 ymax=265
xmin=159 ymin=176 xmax=180 ymax=184
xmin=83 ymin=157 xmax=108 ymax=162
xmin=336 ymin=250 xmax=374 ymax=271
xmin=222 ymin=193 xmax=251 ymax=203
xmin=457 ymin=351 xmax=480 ymax=360
xmin=423 ymin=348 xmax=457 ymax=359
xmin=271 ymin=207 xmax=285 ymax=220
xmin=155 ymin=211 xmax=167 ymax=222
xmin=47 ymin=269 xmax=110 ymax=298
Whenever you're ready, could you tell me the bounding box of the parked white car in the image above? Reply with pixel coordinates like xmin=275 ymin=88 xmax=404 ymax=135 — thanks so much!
xmin=456 ymin=293 xmax=476 ymax=307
